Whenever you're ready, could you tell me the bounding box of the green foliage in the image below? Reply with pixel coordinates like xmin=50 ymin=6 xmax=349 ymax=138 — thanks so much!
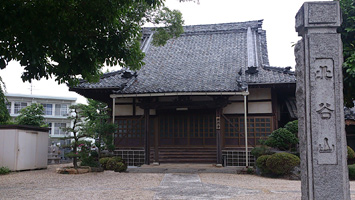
xmin=284 ymin=120 xmax=298 ymax=135
xmin=15 ymin=103 xmax=45 ymax=126
xmin=81 ymin=99 xmax=117 ymax=154
xmin=103 ymin=157 xmax=126 ymax=172
xmin=348 ymin=146 xmax=355 ymax=160
xmin=99 ymin=157 xmax=111 ymax=170
xmin=256 ymin=155 xmax=271 ymax=174
xmin=0 ymin=0 xmax=184 ymax=85
xmin=339 ymin=0 xmax=355 ymax=107
xmin=63 ymin=104 xmax=94 ymax=169
xmin=266 ymin=152 xmax=300 ymax=175
xmin=349 ymin=164 xmax=355 ymax=180
xmin=80 ymin=156 xmax=100 ymax=168
xmin=0 ymin=77 xmax=10 ymax=124
xmin=0 ymin=166 xmax=10 ymax=175
xmin=264 ymin=128 xmax=298 ymax=151
xmin=251 ymin=145 xmax=272 ymax=159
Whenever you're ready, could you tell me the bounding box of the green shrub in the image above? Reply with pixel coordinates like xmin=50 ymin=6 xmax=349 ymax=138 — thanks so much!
xmin=256 ymin=155 xmax=271 ymax=174
xmin=284 ymin=120 xmax=298 ymax=135
xmin=99 ymin=157 xmax=111 ymax=170
xmin=0 ymin=167 xmax=10 ymax=175
xmin=348 ymin=146 xmax=355 ymax=160
xmin=113 ymin=162 xmax=127 ymax=172
xmin=266 ymin=152 xmax=300 ymax=175
xmin=349 ymin=164 xmax=355 ymax=180
xmin=251 ymin=145 xmax=272 ymax=159
xmin=264 ymin=128 xmax=298 ymax=151
xmin=105 ymin=157 xmax=126 ymax=172
xmin=80 ymin=156 xmax=100 ymax=167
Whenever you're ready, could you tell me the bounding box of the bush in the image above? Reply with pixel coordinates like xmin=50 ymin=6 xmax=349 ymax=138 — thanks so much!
xmin=251 ymin=145 xmax=272 ymax=159
xmin=284 ymin=120 xmax=298 ymax=135
xmin=80 ymin=156 xmax=100 ymax=168
xmin=266 ymin=152 xmax=300 ymax=175
xmin=348 ymin=146 xmax=355 ymax=160
xmin=349 ymin=164 xmax=355 ymax=180
xmin=102 ymin=157 xmax=127 ymax=172
xmin=99 ymin=157 xmax=111 ymax=170
xmin=0 ymin=167 xmax=10 ymax=175
xmin=113 ymin=162 xmax=127 ymax=172
xmin=264 ymin=128 xmax=298 ymax=151
xmin=256 ymin=155 xmax=271 ymax=174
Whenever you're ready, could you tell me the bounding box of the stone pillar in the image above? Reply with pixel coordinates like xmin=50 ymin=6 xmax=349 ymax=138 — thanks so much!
xmin=295 ymin=2 xmax=350 ymax=199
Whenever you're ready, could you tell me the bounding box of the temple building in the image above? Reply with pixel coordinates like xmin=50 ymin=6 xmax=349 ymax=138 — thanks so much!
xmin=70 ymin=20 xmax=296 ymax=166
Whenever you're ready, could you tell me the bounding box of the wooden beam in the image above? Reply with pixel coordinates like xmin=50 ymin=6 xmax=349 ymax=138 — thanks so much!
xmin=216 ymin=108 xmax=222 ymax=164
xmin=144 ymin=108 xmax=150 ymax=165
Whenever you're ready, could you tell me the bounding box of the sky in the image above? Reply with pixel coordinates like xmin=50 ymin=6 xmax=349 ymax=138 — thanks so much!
xmin=0 ymin=0 xmax=330 ymax=104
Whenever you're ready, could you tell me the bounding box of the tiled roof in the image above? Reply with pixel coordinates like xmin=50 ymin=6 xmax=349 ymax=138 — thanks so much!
xmin=73 ymin=70 xmax=134 ymax=89
xmin=71 ymin=20 xmax=296 ymax=95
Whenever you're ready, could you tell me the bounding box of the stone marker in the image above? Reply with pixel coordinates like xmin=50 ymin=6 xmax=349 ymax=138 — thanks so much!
xmin=295 ymin=1 xmax=350 ymax=199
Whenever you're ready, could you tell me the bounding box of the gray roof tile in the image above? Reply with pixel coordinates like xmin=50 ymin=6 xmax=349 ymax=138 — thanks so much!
xmin=72 ymin=20 xmax=296 ymax=95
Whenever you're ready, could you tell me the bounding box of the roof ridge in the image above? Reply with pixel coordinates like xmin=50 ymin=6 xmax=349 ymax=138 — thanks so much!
xmin=142 ymin=20 xmax=264 ymax=34
xmin=262 ymin=66 xmax=295 ymax=75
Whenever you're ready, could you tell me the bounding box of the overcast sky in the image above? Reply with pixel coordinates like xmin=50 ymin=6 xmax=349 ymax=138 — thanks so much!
xmin=0 ymin=0 xmax=330 ymax=104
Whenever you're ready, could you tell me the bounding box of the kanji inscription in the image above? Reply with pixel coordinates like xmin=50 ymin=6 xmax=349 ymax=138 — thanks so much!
xmin=316 ymin=65 xmax=332 ymax=80
xmin=316 ymin=103 xmax=334 ymax=119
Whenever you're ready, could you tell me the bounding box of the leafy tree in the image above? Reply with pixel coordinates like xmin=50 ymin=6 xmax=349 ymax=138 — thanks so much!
xmin=264 ymin=128 xmax=299 ymax=151
xmin=15 ymin=103 xmax=46 ymax=126
xmin=81 ymin=99 xmax=117 ymax=159
xmin=0 ymin=0 xmax=184 ymax=85
xmin=0 ymin=77 xmax=10 ymax=124
xmin=62 ymin=104 xmax=93 ymax=169
xmin=339 ymin=0 xmax=355 ymax=107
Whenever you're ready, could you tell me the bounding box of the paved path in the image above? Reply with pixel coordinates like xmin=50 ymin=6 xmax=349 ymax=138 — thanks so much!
xmin=151 ymin=173 xmax=258 ymax=199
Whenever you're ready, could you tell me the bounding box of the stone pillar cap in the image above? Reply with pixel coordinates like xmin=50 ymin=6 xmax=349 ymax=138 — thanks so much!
xmin=295 ymin=1 xmax=342 ymax=36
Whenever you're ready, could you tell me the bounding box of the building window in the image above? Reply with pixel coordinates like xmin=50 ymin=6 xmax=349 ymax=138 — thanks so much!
xmin=224 ymin=116 xmax=273 ymax=146
xmin=14 ymin=102 xmax=27 ymax=114
xmin=42 ymin=104 xmax=53 ymax=115
xmin=6 ymin=101 xmax=11 ymax=114
xmin=48 ymin=123 xmax=52 ymax=135
xmin=54 ymin=123 xmax=67 ymax=135
xmin=55 ymin=104 xmax=68 ymax=116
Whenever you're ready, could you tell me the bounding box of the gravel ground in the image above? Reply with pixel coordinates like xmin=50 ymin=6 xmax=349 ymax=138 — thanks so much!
xmin=1 ymin=164 xmax=355 ymax=200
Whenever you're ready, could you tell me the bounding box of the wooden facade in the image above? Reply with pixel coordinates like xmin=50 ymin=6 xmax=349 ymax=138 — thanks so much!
xmin=110 ymin=87 xmax=288 ymax=164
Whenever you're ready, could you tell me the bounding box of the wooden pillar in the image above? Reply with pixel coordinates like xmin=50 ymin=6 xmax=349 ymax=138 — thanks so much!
xmin=154 ymin=117 xmax=159 ymax=163
xmin=144 ymin=108 xmax=150 ymax=165
xmin=216 ymin=108 xmax=222 ymax=165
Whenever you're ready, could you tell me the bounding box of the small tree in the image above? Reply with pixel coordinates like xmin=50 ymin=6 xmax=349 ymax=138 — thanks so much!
xmin=0 ymin=77 xmax=10 ymax=124
xmin=15 ymin=103 xmax=45 ymax=126
xmin=62 ymin=104 xmax=93 ymax=169
xmin=81 ymin=99 xmax=116 ymax=160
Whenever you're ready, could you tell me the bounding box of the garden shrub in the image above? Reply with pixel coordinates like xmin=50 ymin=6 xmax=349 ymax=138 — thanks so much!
xmin=348 ymin=146 xmax=355 ymax=160
xmin=349 ymin=164 xmax=355 ymax=180
xmin=103 ymin=157 xmax=127 ymax=172
xmin=99 ymin=157 xmax=111 ymax=170
xmin=256 ymin=155 xmax=271 ymax=174
xmin=284 ymin=120 xmax=298 ymax=135
xmin=0 ymin=166 xmax=10 ymax=175
xmin=264 ymin=128 xmax=298 ymax=151
xmin=251 ymin=145 xmax=272 ymax=159
xmin=80 ymin=156 xmax=100 ymax=168
xmin=266 ymin=152 xmax=300 ymax=175
xmin=113 ymin=162 xmax=127 ymax=172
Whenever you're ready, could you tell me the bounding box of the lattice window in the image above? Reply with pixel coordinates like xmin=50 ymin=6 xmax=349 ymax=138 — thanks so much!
xmin=225 ymin=116 xmax=273 ymax=145
xmin=116 ymin=118 xmax=154 ymax=138
xmin=189 ymin=115 xmax=215 ymax=138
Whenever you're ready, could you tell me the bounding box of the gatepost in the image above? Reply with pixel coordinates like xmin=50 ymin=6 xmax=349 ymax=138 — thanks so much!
xmin=295 ymin=1 xmax=350 ymax=199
